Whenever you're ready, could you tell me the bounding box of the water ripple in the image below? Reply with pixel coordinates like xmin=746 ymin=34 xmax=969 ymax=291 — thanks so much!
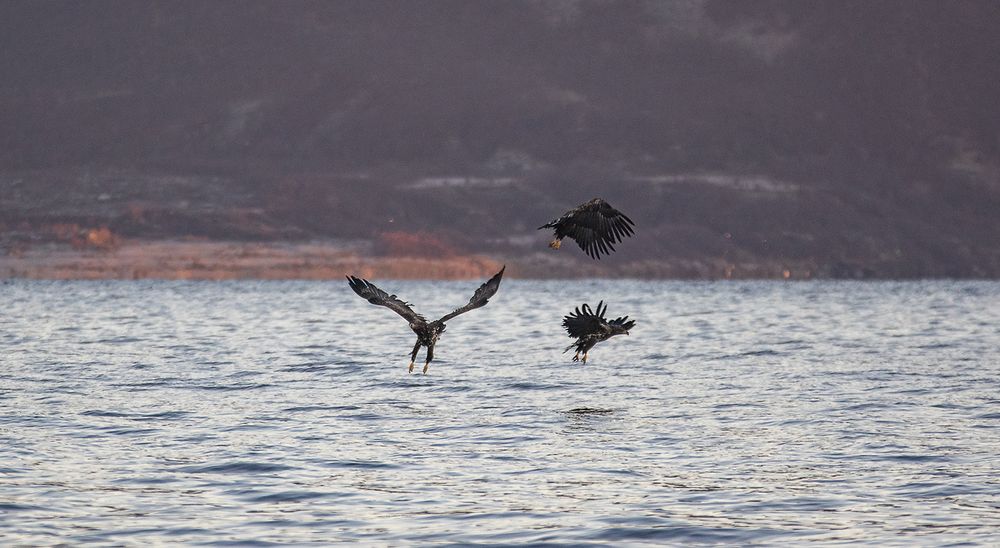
xmin=177 ymin=462 xmax=298 ymax=474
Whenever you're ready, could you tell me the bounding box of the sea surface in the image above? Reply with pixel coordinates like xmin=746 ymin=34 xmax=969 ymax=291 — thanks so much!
xmin=2 ymin=280 xmax=999 ymax=545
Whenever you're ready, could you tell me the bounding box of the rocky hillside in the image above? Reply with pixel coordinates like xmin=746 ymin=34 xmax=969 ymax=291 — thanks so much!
xmin=2 ymin=1 xmax=999 ymax=278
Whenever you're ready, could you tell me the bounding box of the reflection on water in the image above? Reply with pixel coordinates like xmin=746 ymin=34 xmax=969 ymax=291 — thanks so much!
xmin=2 ymin=280 xmax=999 ymax=544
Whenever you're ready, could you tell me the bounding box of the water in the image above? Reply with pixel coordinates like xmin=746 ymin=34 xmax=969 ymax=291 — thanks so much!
xmin=2 ymin=279 xmax=999 ymax=545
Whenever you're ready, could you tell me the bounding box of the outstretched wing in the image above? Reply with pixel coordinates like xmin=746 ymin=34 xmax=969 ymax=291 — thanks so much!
xmin=347 ymin=276 xmax=426 ymax=325
xmin=562 ymin=301 xmax=609 ymax=338
xmin=436 ymin=266 xmax=505 ymax=324
xmin=558 ymin=199 xmax=635 ymax=260
xmin=609 ymin=316 xmax=636 ymax=332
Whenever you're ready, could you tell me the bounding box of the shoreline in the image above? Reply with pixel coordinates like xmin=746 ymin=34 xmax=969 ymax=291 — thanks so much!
xmin=0 ymin=240 xmax=503 ymax=281
xmin=0 ymin=239 xmax=964 ymax=281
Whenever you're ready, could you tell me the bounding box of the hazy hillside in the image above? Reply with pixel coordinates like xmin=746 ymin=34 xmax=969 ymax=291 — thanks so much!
xmin=2 ymin=0 xmax=999 ymax=277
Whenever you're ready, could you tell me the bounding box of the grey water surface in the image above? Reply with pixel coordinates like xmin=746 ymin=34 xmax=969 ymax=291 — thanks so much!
xmin=2 ymin=280 xmax=999 ymax=545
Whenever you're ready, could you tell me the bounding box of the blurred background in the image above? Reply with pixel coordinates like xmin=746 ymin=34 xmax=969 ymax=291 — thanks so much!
xmin=2 ymin=0 xmax=999 ymax=279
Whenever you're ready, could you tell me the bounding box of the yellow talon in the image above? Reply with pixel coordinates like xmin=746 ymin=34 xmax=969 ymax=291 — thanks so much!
xmin=408 ymin=361 xmax=415 ymax=373
xmin=549 ymin=239 xmax=562 ymax=249
xmin=422 ymin=363 xmax=429 ymax=374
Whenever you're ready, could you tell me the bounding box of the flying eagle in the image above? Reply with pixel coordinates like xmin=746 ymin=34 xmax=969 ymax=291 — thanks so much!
xmin=347 ymin=267 xmax=505 ymax=374
xmin=563 ymin=301 xmax=635 ymax=363
xmin=539 ymin=198 xmax=635 ymax=260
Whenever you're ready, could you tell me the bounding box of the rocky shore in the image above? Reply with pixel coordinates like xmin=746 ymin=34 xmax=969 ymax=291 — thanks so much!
xmin=0 ymin=239 xmax=845 ymax=280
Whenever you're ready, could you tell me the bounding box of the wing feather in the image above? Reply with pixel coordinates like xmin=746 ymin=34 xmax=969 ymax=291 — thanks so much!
xmin=436 ymin=266 xmax=505 ymax=324
xmin=347 ymin=276 xmax=426 ymax=325
xmin=562 ymin=301 xmax=609 ymax=338
xmin=609 ymin=316 xmax=635 ymax=331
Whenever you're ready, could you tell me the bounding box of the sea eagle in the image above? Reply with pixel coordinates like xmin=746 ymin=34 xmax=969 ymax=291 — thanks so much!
xmin=563 ymin=301 xmax=635 ymax=363
xmin=347 ymin=267 xmax=505 ymax=374
xmin=539 ymin=198 xmax=635 ymax=260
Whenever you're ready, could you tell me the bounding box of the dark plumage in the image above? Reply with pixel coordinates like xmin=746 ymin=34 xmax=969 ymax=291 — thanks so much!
xmin=539 ymin=198 xmax=635 ymax=260
xmin=347 ymin=266 xmax=505 ymax=374
xmin=562 ymin=301 xmax=635 ymax=363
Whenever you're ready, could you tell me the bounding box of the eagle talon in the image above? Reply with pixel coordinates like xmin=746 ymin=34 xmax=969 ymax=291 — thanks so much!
xmin=408 ymin=361 xmax=415 ymax=373
xmin=549 ymin=239 xmax=562 ymax=249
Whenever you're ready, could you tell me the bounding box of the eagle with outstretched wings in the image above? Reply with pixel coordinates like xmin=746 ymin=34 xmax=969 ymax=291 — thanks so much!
xmin=347 ymin=266 xmax=505 ymax=374
xmin=562 ymin=301 xmax=635 ymax=363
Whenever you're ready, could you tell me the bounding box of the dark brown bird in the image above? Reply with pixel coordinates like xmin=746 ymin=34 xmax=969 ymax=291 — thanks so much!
xmin=347 ymin=267 xmax=505 ymax=374
xmin=563 ymin=301 xmax=635 ymax=363
xmin=539 ymin=198 xmax=635 ymax=260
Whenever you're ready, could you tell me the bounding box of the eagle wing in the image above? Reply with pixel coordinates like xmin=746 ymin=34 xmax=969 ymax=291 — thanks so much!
xmin=347 ymin=276 xmax=426 ymax=325
xmin=609 ymin=316 xmax=636 ymax=331
xmin=436 ymin=266 xmax=505 ymax=324
xmin=558 ymin=199 xmax=635 ymax=260
xmin=562 ymin=301 xmax=609 ymax=339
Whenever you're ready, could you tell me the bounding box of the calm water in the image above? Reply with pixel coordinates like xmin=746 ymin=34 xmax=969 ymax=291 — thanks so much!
xmin=2 ymin=280 xmax=999 ymax=545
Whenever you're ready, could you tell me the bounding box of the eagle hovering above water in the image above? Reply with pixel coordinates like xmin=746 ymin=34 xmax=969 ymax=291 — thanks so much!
xmin=347 ymin=267 xmax=505 ymax=374
xmin=563 ymin=301 xmax=635 ymax=363
xmin=539 ymin=198 xmax=635 ymax=260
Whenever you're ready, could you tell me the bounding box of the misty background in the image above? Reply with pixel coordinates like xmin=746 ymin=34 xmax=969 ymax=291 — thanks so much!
xmin=2 ymin=0 xmax=999 ymax=278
